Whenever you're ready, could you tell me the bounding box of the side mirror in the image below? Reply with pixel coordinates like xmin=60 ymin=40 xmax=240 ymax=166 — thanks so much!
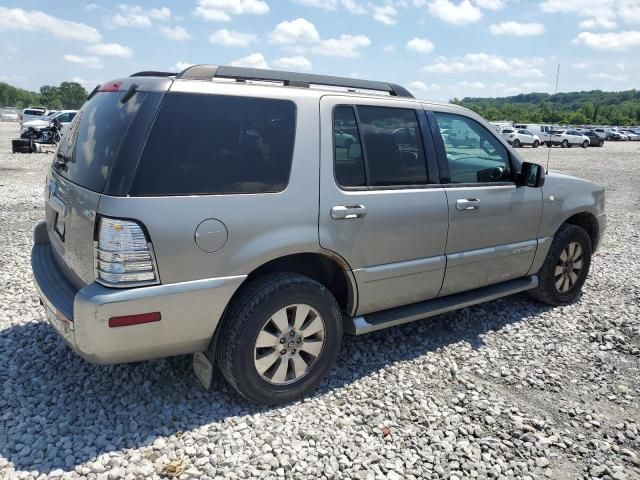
xmin=517 ymin=161 xmax=545 ymax=188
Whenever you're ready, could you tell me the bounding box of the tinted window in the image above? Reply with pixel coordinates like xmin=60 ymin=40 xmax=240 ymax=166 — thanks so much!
xmin=24 ymin=109 xmax=44 ymax=116
xmin=131 ymin=93 xmax=296 ymax=196
xmin=334 ymin=106 xmax=365 ymax=187
xmin=53 ymin=91 xmax=150 ymax=192
xmin=357 ymin=106 xmax=427 ymax=186
xmin=433 ymin=112 xmax=512 ymax=184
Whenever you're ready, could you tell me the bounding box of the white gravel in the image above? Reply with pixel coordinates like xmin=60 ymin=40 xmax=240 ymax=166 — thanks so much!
xmin=0 ymin=121 xmax=639 ymax=480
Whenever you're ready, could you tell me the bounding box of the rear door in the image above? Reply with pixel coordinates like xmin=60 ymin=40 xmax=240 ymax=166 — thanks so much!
xmin=319 ymin=96 xmax=448 ymax=315
xmin=427 ymin=108 xmax=543 ymax=296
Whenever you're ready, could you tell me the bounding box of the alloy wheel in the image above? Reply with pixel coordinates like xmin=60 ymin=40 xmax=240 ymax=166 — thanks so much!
xmin=554 ymin=242 xmax=584 ymax=293
xmin=253 ymin=304 xmax=326 ymax=385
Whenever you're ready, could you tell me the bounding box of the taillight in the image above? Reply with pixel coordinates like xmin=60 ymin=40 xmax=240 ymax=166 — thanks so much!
xmin=95 ymin=217 xmax=159 ymax=287
xmin=98 ymin=81 xmax=122 ymax=92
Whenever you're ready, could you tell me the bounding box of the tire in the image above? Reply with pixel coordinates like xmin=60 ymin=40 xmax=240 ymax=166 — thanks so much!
xmin=581 ymin=140 xmax=589 ymax=148
xmin=513 ymin=139 xmax=521 ymax=148
xmin=529 ymin=224 xmax=592 ymax=306
xmin=533 ymin=140 xmax=540 ymax=148
xmin=598 ymin=140 xmax=604 ymax=147
xmin=606 ymin=135 xmax=612 ymax=141
xmin=561 ymin=140 xmax=569 ymax=148
xmin=216 ymin=273 xmax=342 ymax=405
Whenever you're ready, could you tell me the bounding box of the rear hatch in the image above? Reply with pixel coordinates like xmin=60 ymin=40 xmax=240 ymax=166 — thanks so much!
xmin=46 ymin=79 xmax=167 ymax=289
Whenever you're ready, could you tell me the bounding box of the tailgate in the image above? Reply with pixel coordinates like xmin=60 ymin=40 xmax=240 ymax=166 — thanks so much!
xmin=45 ymin=171 xmax=100 ymax=289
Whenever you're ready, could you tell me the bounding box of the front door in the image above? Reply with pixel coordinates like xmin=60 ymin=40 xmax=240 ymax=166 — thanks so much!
xmin=428 ymin=109 xmax=543 ymax=296
xmin=319 ymin=96 xmax=449 ymax=315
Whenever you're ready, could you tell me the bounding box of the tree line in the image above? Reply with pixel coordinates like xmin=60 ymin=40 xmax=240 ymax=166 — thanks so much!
xmin=452 ymin=89 xmax=640 ymax=126
xmin=0 ymin=81 xmax=88 ymax=110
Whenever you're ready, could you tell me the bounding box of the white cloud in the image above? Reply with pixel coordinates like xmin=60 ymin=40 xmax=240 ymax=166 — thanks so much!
xmin=71 ymin=77 xmax=102 ymax=89
xmin=474 ymin=0 xmax=506 ymax=9
xmin=194 ymin=0 xmax=269 ymax=22
xmin=63 ymin=54 xmax=103 ymax=69
xmin=159 ymin=25 xmax=192 ymax=41
xmin=571 ymin=62 xmax=590 ymax=69
xmin=85 ymin=3 xmax=104 ymax=12
xmin=406 ymin=37 xmax=435 ymax=53
xmin=294 ymin=0 xmax=337 ymax=9
xmin=112 ymin=5 xmax=171 ymax=28
xmin=209 ymin=29 xmax=257 ymax=47
xmin=540 ymin=0 xmax=614 ymax=18
xmin=489 ymin=21 xmax=545 ymax=36
xmin=620 ymin=0 xmax=640 ymax=24
xmin=457 ymin=80 xmax=486 ymax=89
xmin=408 ymin=81 xmax=441 ymax=94
xmin=0 ymin=7 xmax=102 ymax=43
xmin=230 ymin=52 xmax=269 ymax=69
xmin=573 ymin=30 xmax=640 ymax=50
xmin=313 ymin=34 xmax=371 ymax=57
xmin=269 ymin=18 xmax=320 ymax=44
xmin=174 ymin=61 xmax=194 ymax=71
xmin=578 ymin=17 xmax=617 ymax=29
xmin=86 ymin=43 xmax=133 ymax=58
xmin=371 ymin=4 xmax=398 ymax=24
xmin=273 ymin=55 xmax=312 ymax=71
xmin=427 ymin=0 xmax=482 ymax=25
xmin=588 ymin=72 xmax=628 ymax=81
xmin=424 ymin=53 xmax=545 ymax=78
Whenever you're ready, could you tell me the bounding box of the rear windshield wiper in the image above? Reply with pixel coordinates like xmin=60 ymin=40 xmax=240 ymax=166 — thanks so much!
xmin=120 ymin=83 xmax=138 ymax=104
xmin=54 ymin=151 xmax=71 ymax=169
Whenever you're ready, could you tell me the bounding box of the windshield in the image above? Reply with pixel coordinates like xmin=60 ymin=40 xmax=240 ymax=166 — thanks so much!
xmin=53 ymin=91 xmax=150 ymax=192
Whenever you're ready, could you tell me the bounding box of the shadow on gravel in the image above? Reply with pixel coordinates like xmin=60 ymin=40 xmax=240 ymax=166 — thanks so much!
xmin=0 ymin=293 xmax=551 ymax=474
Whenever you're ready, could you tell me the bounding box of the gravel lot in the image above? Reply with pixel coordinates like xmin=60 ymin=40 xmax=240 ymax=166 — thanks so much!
xmin=0 ymin=121 xmax=638 ymax=480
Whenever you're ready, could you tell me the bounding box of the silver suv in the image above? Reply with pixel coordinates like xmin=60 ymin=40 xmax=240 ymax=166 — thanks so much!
xmin=31 ymin=65 xmax=606 ymax=405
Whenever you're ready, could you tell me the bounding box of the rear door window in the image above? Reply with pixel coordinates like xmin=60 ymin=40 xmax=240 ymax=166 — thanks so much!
xmin=130 ymin=93 xmax=296 ymax=196
xmin=53 ymin=91 xmax=151 ymax=192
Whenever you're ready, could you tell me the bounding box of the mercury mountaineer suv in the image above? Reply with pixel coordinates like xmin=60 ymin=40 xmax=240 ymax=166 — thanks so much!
xmin=31 ymin=65 xmax=606 ymax=405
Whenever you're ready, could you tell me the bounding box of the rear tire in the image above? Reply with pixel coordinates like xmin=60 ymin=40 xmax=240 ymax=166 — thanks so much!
xmin=216 ymin=273 xmax=342 ymax=405
xmin=581 ymin=140 xmax=589 ymax=148
xmin=598 ymin=140 xmax=604 ymax=147
xmin=529 ymin=224 xmax=592 ymax=306
xmin=561 ymin=140 xmax=569 ymax=148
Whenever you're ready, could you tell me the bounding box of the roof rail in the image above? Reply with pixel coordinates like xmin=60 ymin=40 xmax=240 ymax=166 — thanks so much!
xmin=175 ymin=65 xmax=414 ymax=98
xmin=130 ymin=71 xmax=177 ymax=77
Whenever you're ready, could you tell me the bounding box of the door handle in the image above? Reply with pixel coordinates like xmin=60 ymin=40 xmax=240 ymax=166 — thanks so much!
xmin=456 ymin=198 xmax=480 ymax=211
xmin=331 ymin=205 xmax=367 ymax=220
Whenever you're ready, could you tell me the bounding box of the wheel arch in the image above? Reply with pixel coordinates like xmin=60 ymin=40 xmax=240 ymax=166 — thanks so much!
xmin=562 ymin=212 xmax=599 ymax=250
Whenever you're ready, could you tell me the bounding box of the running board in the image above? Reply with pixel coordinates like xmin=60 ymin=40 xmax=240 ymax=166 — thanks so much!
xmin=347 ymin=275 xmax=538 ymax=335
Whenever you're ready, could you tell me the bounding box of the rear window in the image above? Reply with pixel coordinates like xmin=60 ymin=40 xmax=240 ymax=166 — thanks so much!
xmin=24 ymin=109 xmax=44 ymax=116
xmin=130 ymin=93 xmax=296 ymax=196
xmin=53 ymin=91 xmax=150 ymax=192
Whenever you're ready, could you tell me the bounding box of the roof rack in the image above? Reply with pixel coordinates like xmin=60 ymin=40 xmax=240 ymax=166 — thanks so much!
xmin=174 ymin=65 xmax=414 ymax=98
xmin=130 ymin=71 xmax=177 ymax=77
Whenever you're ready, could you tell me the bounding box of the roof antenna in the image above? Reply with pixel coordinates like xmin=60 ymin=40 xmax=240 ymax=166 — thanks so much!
xmin=546 ymin=64 xmax=560 ymax=174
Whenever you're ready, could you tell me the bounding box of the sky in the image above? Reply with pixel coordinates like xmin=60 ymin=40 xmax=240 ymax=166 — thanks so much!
xmin=0 ymin=0 xmax=638 ymax=101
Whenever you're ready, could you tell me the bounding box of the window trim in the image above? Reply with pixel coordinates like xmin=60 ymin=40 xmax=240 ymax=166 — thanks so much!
xmin=427 ymin=109 xmax=516 ymax=187
xmin=331 ymin=103 xmax=435 ymax=191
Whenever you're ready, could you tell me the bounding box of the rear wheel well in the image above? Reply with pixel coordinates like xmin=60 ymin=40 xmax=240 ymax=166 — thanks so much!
xmin=564 ymin=212 xmax=598 ymax=249
xmin=245 ymin=253 xmax=354 ymax=314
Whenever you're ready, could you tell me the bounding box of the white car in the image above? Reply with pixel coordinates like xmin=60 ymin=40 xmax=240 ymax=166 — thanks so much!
xmin=620 ymin=130 xmax=640 ymax=141
xmin=334 ymin=128 xmax=357 ymax=148
xmin=21 ymin=110 xmax=78 ymax=135
xmin=1 ymin=107 xmax=19 ymax=122
xmin=500 ymin=127 xmax=541 ymax=148
xmin=19 ymin=107 xmax=47 ymax=125
xmin=548 ymin=129 xmax=590 ymax=148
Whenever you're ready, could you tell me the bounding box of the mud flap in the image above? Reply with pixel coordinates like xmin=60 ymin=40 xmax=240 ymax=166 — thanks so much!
xmin=193 ymin=351 xmax=213 ymax=389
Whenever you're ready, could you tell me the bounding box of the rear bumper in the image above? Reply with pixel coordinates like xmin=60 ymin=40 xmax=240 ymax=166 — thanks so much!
xmin=31 ymin=222 xmax=246 ymax=364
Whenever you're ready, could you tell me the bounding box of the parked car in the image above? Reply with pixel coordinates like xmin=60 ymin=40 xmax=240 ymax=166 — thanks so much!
xmin=1 ymin=107 xmax=19 ymax=122
xmin=515 ymin=124 xmax=555 ymax=144
xmin=582 ymin=130 xmax=605 ymax=147
xmin=334 ymin=128 xmax=357 ymax=148
xmin=547 ymin=129 xmax=590 ymax=148
xmin=31 ymin=66 xmax=606 ymax=405
xmin=21 ymin=110 xmax=77 ymax=136
xmin=608 ymin=131 xmax=628 ymax=141
xmin=619 ymin=130 xmax=640 ymax=141
xmin=500 ymin=127 xmax=541 ymax=148
xmin=19 ymin=107 xmax=46 ymax=125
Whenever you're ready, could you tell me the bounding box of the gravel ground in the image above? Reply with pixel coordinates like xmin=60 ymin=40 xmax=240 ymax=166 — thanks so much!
xmin=0 ymin=121 xmax=638 ymax=480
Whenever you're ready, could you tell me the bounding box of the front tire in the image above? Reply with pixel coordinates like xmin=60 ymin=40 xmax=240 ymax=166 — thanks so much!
xmin=216 ymin=273 xmax=342 ymax=405
xmin=533 ymin=140 xmax=540 ymax=148
xmin=529 ymin=224 xmax=592 ymax=306
xmin=512 ymin=139 xmax=521 ymax=148
xmin=561 ymin=139 xmax=569 ymax=148
xmin=582 ymin=140 xmax=589 ymax=148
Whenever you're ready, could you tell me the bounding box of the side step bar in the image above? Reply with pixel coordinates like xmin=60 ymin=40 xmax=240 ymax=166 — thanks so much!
xmin=347 ymin=275 xmax=538 ymax=335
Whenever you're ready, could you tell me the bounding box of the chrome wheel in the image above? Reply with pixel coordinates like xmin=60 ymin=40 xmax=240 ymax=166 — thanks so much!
xmin=555 ymin=242 xmax=584 ymax=293
xmin=253 ymin=304 xmax=326 ymax=385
